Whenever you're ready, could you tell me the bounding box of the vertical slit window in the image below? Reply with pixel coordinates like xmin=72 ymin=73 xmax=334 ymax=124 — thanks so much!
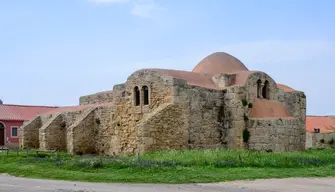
xmin=134 ymin=86 xmax=140 ymax=106
xmin=262 ymin=80 xmax=269 ymax=99
xmin=143 ymin=86 xmax=149 ymax=105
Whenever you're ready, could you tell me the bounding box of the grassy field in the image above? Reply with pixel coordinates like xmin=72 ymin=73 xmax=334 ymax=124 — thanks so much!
xmin=0 ymin=148 xmax=335 ymax=183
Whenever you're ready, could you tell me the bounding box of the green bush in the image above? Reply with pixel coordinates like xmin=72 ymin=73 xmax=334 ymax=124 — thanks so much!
xmin=241 ymin=99 xmax=248 ymax=106
xmin=243 ymin=129 xmax=250 ymax=143
xmin=244 ymin=114 xmax=249 ymax=121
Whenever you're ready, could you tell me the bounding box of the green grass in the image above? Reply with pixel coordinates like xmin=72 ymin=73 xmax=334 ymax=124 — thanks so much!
xmin=0 ymin=148 xmax=335 ymax=184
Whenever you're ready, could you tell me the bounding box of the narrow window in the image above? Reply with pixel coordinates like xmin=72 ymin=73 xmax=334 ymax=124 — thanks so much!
xmin=134 ymin=86 xmax=140 ymax=106
xmin=257 ymin=79 xmax=262 ymax=98
xmin=11 ymin=127 xmax=18 ymax=137
xmin=262 ymin=80 xmax=269 ymax=99
xmin=143 ymin=86 xmax=149 ymax=105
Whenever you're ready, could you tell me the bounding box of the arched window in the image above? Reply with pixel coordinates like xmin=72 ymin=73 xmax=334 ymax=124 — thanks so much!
xmin=142 ymin=86 xmax=149 ymax=105
xmin=262 ymin=80 xmax=269 ymax=99
xmin=0 ymin=122 xmax=4 ymax=129
xmin=257 ymin=79 xmax=262 ymax=98
xmin=134 ymin=86 xmax=140 ymax=106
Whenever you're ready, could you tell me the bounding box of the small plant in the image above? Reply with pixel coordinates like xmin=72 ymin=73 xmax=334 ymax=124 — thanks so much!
xmin=328 ymin=138 xmax=335 ymax=145
xmin=320 ymin=139 xmax=325 ymax=143
xmin=243 ymin=129 xmax=250 ymax=143
xmin=248 ymin=103 xmax=253 ymax=108
xmin=265 ymin=149 xmax=273 ymax=153
xmin=244 ymin=113 xmax=249 ymax=121
xmin=241 ymin=99 xmax=248 ymax=106
xmin=71 ymin=158 xmax=104 ymax=169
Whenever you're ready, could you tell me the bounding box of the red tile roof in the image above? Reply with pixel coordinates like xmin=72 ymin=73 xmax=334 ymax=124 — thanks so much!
xmin=43 ymin=103 xmax=110 ymax=115
xmin=277 ymin=84 xmax=297 ymax=92
xmin=192 ymin=52 xmax=249 ymax=75
xmin=152 ymin=69 xmax=219 ymax=90
xmin=0 ymin=104 xmax=58 ymax=121
xmin=306 ymin=116 xmax=335 ymax=133
xmin=249 ymin=98 xmax=293 ymax=119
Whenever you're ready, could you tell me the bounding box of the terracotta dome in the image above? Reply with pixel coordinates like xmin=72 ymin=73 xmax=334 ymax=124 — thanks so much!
xmin=192 ymin=52 xmax=249 ymax=75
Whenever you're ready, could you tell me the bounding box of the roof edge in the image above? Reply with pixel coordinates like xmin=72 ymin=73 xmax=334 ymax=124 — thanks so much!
xmin=2 ymin=104 xmax=59 ymax=108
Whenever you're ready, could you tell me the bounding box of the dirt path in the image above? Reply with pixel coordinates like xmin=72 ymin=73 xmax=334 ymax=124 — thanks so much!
xmin=0 ymin=174 xmax=334 ymax=192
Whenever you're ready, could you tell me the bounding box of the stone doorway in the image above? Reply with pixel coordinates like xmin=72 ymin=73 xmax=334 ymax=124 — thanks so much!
xmin=0 ymin=122 xmax=5 ymax=146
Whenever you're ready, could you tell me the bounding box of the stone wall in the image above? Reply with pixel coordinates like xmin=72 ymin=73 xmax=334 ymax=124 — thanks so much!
xmin=21 ymin=115 xmax=56 ymax=149
xmin=305 ymin=132 xmax=313 ymax=149
xmin=111 ymin=84 xmax=126 ymax=104
xmin=224 ymin=86 xmax=247 ymax=148
xmin=93 ymin=105 xmax=114 ymax=155
xmin=79 ymin=90 xmax=114 ymax=105
xmin=65 ymin=108 xmax=97 ymax=154
xmin=247 ymin=118 xmax=304 ymax=152
xmin=106 ymin=70 xmax=175 ymax=155
xmin=136 ymin=104 xmax=188 ymax=152
xmin=277 ymin=90 xmax=306 ymax=147
xmin=184 ymin=86 xmax=223 ymax=148
xmin=71 ymin=109 xmax=97 ymax=155
xmin=278 ymin=90 xmax=306 ymax=121
xmin=20 ymin=67 xmax=307 ymax=155
xmin=306 ymin=132 xmax=335 ymax=149
xmin=39 ymin=114 xmax=66 ymax=151
xmin=20 ymin=116 xmax=42 ymax=149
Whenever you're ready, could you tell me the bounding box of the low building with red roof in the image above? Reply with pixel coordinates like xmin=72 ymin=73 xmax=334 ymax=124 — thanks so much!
xmin=306 ymin=116 xmax=335 ymax=133
xmin=305 ymin=115 xmax=335 ymax=149
xmin=0 ymin=101 xmax=57 ymax=147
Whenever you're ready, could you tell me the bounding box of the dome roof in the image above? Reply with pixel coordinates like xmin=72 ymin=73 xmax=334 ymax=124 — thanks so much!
xmin=192 ymin=52 xmax=249 ymax=75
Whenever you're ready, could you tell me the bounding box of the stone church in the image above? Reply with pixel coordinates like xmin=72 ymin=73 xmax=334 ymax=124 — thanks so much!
xmin=20 ymin=52 xmax=306 ymax=155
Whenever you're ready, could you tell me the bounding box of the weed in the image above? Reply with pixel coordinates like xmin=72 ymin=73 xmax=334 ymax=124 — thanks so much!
xmin=241 ymin=99 xmax=248 ymax=106
xmin=243 ymin=129 xmax=250 ymax=143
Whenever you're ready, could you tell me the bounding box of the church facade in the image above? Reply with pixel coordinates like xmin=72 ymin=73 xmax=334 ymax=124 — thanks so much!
xmin=20 ymin=52 xmax=306 ymax=155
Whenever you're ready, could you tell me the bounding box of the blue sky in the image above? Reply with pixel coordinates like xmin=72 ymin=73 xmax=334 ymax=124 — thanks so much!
xmin=0 ymin=0 xmax=334 ymax=115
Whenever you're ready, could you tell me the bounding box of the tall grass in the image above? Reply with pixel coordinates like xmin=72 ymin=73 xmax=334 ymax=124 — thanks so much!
xmin=139 ymin=148 xmax=335 ymax=168
xmin=1 ymin=148 xmax=335 ymax=183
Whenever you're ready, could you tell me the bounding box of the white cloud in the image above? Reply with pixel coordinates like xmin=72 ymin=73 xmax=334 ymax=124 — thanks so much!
xmin=88 ymin=0 xmax=128 ymax=4
xmin=130 ymin=0 xmax=164 ymax=19
xmin=88 ymin=0 xmax=163 ymax=19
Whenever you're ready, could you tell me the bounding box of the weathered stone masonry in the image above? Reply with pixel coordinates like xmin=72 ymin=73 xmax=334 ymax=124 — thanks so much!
xmin=20 ymin=52 xmax=307 ymax=155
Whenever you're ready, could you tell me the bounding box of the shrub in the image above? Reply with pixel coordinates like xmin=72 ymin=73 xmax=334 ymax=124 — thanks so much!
xmin=320 ymin=139 xmax=325 ymax=143
xmin=243 ymin=129 xmax=250 ymax=143
xmin=71 ymin=158 xmax=104 ymax=169
xmin=328 ymin=138 xmax=335 ymax=145
xmin=241 ymin=99 xmax=248 ymax=106
xmin=244 ymin=114 xmax=249 ymax=121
